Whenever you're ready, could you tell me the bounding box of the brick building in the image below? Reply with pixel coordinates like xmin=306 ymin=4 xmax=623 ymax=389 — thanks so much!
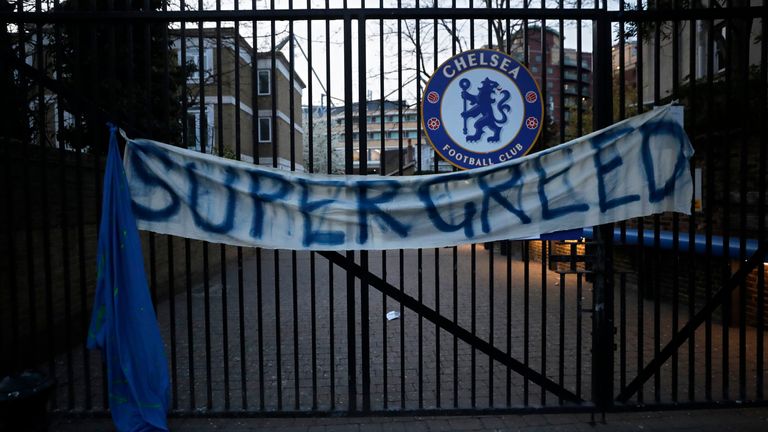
xmin=171 ymin=27 xmax=306 ymax=171
xmin=508 ymin=25 xmax=593 ymax=137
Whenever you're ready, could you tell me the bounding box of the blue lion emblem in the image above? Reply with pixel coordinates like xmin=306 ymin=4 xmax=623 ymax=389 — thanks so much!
xmin=460 ymin=77 xmax=512 ymax=143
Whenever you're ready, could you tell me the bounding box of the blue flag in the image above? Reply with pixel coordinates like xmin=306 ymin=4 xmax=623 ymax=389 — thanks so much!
xmin=87 ymin=126 xmax=170 ymax=432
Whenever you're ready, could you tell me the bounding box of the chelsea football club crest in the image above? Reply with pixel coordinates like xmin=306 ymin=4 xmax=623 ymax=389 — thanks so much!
xmin=422 ymin=48 xmax=543 ymax=170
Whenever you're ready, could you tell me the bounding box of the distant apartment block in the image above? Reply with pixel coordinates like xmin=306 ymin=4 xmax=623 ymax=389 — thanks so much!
xmin=328 ymin=99 xmax=445 ymax=175
xmin=508 ymin=26 xmax=594 ymax=128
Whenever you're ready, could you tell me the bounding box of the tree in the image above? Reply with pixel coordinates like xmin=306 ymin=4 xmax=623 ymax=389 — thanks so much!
xmin=303 ymin=106 xmax=344 ymax=174
xmin=13 ymin=0 xmax=187 ymax=152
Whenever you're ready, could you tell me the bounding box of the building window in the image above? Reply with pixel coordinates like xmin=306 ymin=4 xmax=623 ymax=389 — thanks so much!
xmin=179 ymin=47 xmax=213 ymax=80
xmin=258 ymin=117 xmax=271 ymax=143
xmin=547 ymin=66 xmax=553 ymax=74
xmin=52 ymin=102 xmax=75 ymax=148
xmin=186 ymin=107 xmax=215 ymax=153
xmin=713 ymin=22 xmax=727 ymax=72
xmin=257 ymin=69 xmax=271 ymax=95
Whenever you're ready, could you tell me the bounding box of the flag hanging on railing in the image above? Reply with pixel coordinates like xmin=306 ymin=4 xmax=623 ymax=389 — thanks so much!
xmin=87 ymin=125 xmax=170 ymax=432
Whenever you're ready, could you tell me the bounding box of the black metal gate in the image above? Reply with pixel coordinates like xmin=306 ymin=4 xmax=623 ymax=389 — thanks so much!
xmin=0 ymin=0 xmax=765 ymax=417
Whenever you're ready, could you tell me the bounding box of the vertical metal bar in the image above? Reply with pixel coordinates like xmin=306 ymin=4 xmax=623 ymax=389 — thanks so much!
xmin=634 ymin=0 xmax=645 ymax=404
xmin=2 ymin=75 xmax=19 ymax=378
xmin=67 ymin=1 xmax=92 ymax=406
xmin=721 ymin=8 xmax=733 ymax=402
xmin=471 ymin=243 xmax=477 ymax=407
xmin=268 ymin=7 xmax=283 ymax=411
xmin=576 ymin=272 xmax=583 ymax=399
xmin=167 ymin=235 xmax=178 ymax=411
xmin=33 ymin=0 xmax=55 ymax=408
xmin=652 ymin=6 xmax=662 ymax=402
xmin=686 ymin=8 xmax=698 ymax=403
xmin=592 ymin=8 xmax=614 ymax=414
xmin=539 ymin=2 xmax=548 ymax=408
xmin=757 ymin=13 xmax=767 ymax=402
xmin=396 ymin=7 xmax=405 ymax=409
xmin=523 ymin=241 xmax=530 ymax=406
xmin=179 ymin=13 xmax=196 ymax=410
xmin=469 ymin=0 xmax=476 ymax=409
xmin=379 ymin=2 xmax=388 ymax=410
xmin=195 ymin=0 xmax=213 ymax=410
xmin=620 ymin=273 xmax=627 ymax=393
xmin=1 ymin=0 xmax=17 ymax=379
xmin=558 ymin=272 xmax=565 ymax=405
xmin=488 ymin=241 xmax=494 ymax=407
xmin=157 ymin=1 xmax=177 ymax=411
xmin=540 ymin=240 xmax=547 ymax=407
xmin=214 ymin=1 xmax=230 ymax=411
xmin=51 ymin=0 xmax=74 ymax=407
xmin=670 ymin=2 xmax=681 ymax=403
xmin=288 ymin=1 xmax=301 ymax=411
xmin=357 ymin=12 xmax=371 ymax=413
xmin=414 ymin=3 xmax=424 ymax=410
xmin=306 ymin=3 xmax=318 ymax=412
xmin=506 ymin=240 xmax=512 ymax=407
xmin=737 ymin=11 xmax=750 ymax=404
xmin=325 ymin=4 xmax=335 ymax=409
xmin=184 ymin=236 xmax=195 ymax=409
xmin=704 ymin=5 xmax=715 ymax=400
xmin=232 ymin=2 xmax=247 ymax=411
xmin=452 ymin=244 xmax=459 ymax=408
xmin=485 ymin=4 xmax=494 ymax=408
xmin=399 ymin=247 xmax=405 ymax=410
xmin=576 ymin=0 xmax=583 ymax=137
xmin=451 ymin=1 xmax=459 ymax=410
xmin=558 ymin=0 xmax=565 ymax=143
xmin=343 ymin=13 xmax=357 ymax=413
xmin=249 ymin=5 xmax=265 ymax=413
xmin=433 ymin=2 xmax=441 ymax=409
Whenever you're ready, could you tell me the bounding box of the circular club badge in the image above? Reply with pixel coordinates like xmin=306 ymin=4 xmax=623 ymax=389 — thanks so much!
xmin=422 ymin=49 xmax=543 ymax=170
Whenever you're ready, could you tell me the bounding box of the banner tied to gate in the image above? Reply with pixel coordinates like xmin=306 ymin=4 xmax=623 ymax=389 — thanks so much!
xmin=124 ymin=104 xmax=693 ymax=251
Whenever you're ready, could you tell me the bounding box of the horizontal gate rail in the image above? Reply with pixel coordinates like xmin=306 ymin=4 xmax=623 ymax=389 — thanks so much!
xmin=318 ymin=250 xmax=584 ymax=405
xmin=616 ymin=244 xmax=767 ymax=403
xmin=1 ymin=6 xmax=766 ymax=23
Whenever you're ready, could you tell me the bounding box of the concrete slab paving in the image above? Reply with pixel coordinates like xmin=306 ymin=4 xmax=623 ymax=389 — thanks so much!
xmin=49 ymin=406 xmax=768 ymax=432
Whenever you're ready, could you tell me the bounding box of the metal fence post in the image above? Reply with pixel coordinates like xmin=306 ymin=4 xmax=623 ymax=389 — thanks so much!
xmin=591 ymin=3 xmax=615 ymax=419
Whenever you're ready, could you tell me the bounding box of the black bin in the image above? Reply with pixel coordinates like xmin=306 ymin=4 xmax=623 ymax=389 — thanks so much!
xmin=0 ymin=371 xmax=55 ymax=432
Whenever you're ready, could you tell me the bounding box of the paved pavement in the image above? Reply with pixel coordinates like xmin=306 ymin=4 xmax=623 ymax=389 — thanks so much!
xmin=49 ymin=406 xmax=768 ymax=431
xmin=54 ymin=244 xmax=763 ymax=414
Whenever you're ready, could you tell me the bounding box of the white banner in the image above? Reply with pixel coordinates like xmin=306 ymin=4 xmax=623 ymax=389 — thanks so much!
xmin=124 ymin=104 xmax=693 ymax=251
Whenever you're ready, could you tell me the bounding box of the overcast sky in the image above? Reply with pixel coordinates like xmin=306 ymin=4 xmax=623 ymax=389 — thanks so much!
xmin=181 ymin=1 xmax=605 ymax=106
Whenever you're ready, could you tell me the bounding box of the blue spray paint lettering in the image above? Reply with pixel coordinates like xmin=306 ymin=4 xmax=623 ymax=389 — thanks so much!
xmin=477 ymin=166 xmax=530 ymax=233
xmin=535 ymin=155 xmax=590 ymax=220
xmin=248 ymin=170 xmax=293 ymax=238
xmin=298 ymin=178 xmax=345 ymax=247
xmin=187 ymin=164 xmax=238 ymax=233
xmin=355 ymin=180 xmax=410 ymax=244
xmin=641 ymin=121 xmax=688 ymax=203
xmin=128 ymin=143 xmax=180 ymax=220
xmin=590 ymin=127 xmax=640 ymax=212
xmin=417 ymin=174 xmax=477 ymax=238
